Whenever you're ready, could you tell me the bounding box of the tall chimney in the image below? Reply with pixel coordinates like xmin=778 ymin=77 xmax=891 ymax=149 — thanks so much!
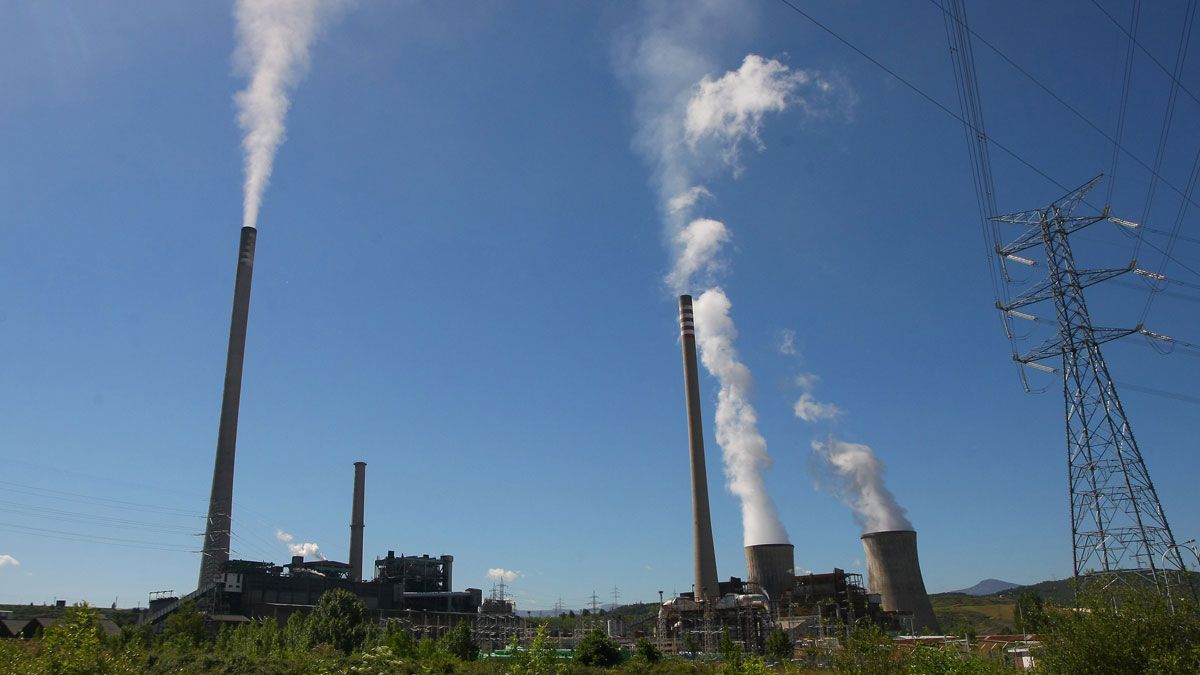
xmin=745 ymin=544 xmax=794 ymax=604
xmin=349 ymin=461 xmax=366 ymax=582
xmin=198 ymin=226 xmax=257 ymax=589
xmin=680 ymin=295 xmax=720 ymax=601
xmin=861 ymin=530 xmax=941 ymax=634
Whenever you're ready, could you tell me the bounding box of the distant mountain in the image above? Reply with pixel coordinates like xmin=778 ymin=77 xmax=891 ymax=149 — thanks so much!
xmin=950 ymin=578 xmax=1020 ymax=596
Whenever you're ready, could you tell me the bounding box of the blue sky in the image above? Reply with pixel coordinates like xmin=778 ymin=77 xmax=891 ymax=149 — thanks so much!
xmin=2 ymin=1 xmax=1199 ymax=611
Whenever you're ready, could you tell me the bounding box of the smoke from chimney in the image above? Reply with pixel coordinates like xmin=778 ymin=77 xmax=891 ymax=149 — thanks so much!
xmin=811 ymin=437 xmax=912 ymax=534
xmin=233 ymin=0 xmax=346 ymax=229
xmin=276 ymin=529 xmax=325 ymax=561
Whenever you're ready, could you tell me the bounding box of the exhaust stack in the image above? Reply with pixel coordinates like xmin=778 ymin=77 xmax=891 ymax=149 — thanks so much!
xmin=861 ymin=530 xmax=940 ymax=633
xmin=198 ymin=226 xmax=257 ymax=588
xmin=349 ymin=461 xmax=366 ymax=582
xmin=680 ymin=295 xmax=720 ymax=601
xmin=745 ymin=544 xmax=794 ymax=604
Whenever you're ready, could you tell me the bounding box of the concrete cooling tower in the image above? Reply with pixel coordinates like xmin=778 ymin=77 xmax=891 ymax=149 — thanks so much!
xmin=861 ymin=530 xmax=940 ymax=634
xmin=745 ymin=544 xmax=794 ymax=603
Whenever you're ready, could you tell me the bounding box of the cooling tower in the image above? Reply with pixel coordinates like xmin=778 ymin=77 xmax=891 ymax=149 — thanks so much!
xmin=861 ymin=530 xmax=940 ymax=634
xmin=745 ymin=544 xmax=794 ymax=603
xmin=198 ymin=226 xmax=257 ymax=588
xmin=349 ymin=462 xmax=366 ymax=582
xmin=679 ymin=295 xmax=720 ymax=601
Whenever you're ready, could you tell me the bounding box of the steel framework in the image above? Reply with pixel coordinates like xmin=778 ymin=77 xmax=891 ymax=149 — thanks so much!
xmin=994 ymin=177 xmax=1188 ymax=594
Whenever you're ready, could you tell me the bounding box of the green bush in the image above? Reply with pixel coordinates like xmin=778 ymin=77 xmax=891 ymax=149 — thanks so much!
xmin=307 ymin=588 xmax=370 ymax=655
xmin=574 ymin=628 xmax=622 ymax=667
xmin=1037 ymin=585 xmax=1200 ymax=674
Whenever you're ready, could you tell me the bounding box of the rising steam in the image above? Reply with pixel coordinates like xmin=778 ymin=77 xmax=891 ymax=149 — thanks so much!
xmin=617 ymin=1 xmax=847 ymax=548
xmin=693 ymin=288 xmax=789 ymax=545
xmin=811 ymin=437 xmax=912 ymax=533
xmin=233 ymin=0 xmax=345 ymax=229
xmin=276 ymin=528 xmax=326 ymax=560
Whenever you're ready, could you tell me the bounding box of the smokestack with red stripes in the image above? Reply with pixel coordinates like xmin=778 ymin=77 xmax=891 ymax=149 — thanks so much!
xmin=680 ymin=295 xmax=720 ymax=601
xmin=198 ymin=226 xmax=257 ymax=588
xmin=349 ymin=461 xmax=366 ymax=582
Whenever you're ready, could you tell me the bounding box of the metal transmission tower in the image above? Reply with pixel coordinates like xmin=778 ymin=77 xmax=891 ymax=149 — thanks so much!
xmin=994 ymin=176 xmax=1188 ymax=593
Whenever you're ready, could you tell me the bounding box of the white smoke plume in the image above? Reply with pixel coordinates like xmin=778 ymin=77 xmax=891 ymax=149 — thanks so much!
xmin=685 ymin=54 xmax=809 ymax=174
xmin=693 ymin=288 xmax=789 ymax=545
xmin=792 ymin=373 xmax=843 ymax=423
xmin=275 ymin=528 xmax=325 ymax=560
xmin=0 ymin=554 xmax=19 ymax=568
xmin=233 ymin=0 xmax=346 ymax=229
xmin=811 ymin=437 xmax=912 ymax=533
xmin=487 ymin=568 xmax=520 ymax=582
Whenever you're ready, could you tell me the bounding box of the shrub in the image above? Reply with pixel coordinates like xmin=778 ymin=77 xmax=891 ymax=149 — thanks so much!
xmin=575 ymin=628 xmax=622 ymax=667
xmin=307 ymin=588 xmax=370 ymax=655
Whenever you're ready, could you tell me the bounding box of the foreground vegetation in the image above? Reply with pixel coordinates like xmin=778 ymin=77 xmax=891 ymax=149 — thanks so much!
xmin=1 ymin=585 xmax=1196 ymax=674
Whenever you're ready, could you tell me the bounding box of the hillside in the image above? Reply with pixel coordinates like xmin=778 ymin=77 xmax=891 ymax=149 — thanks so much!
xmin=949 ymin=579 xmax=1019 ymax=596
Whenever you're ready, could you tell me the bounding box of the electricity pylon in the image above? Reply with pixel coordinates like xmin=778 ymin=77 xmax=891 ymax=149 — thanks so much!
xmin=994 ymin=176 xmax=1189 ymax=596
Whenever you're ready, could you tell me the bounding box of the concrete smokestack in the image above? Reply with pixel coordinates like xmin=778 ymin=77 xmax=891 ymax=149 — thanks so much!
xmin=861 ymin=530 xmax=940 ymax=634
xmin=349 ymin=462 xmax=366 ymax=582
xmin=745 ymin=544 xmax=794 ymax=603
xmin=680 ymin=295 xmax=720 ymax=601
xmin=198 ymin=226 xmax=257 ymax=588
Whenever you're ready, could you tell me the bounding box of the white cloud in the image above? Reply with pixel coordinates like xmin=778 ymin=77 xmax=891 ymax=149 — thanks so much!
xmin=778 ymin=329 xmax=797 ymax=356
xmin=275 ymin=529 xmax=294 ymax=543
xmin=0 ymin=555 xmax=19 ymax=568
xmin=487 ymin=568 xmax=520 ymax=582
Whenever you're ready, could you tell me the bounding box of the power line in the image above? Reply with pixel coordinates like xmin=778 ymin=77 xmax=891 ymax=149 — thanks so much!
xmin=1133 ymin=0 xmax=1198 ymax=263
xmin=1107 ymin=0 xmax=1141 ymax=206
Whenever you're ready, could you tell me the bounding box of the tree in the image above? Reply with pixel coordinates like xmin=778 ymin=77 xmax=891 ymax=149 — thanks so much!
xmin=833 ymin=623 xmax=903 ymax=675
xmin=39 ymin=603 xmax=107 ymax=675
xmin=633 ymin=638 xmax=662 ymax=664
xmin=441 ymin=619 xmax=479 ymax=661
xmin=575 ymin=627 xmax=622 ymax=667
xmin=719 ymin=629 xmax=742 ymax=666
xmin=307 ymin=588 xmax=369 ymax=654
xmin=162 ymin=599 xmax=206 ymax=647
xmin=1037 ymin=586 xmax=1200 ymax=674
xmin=1013 ymin=590 xmax=1047 ymax=634
xmin=507 ymin=625 xmax=563 ymax=675
xmin=765 ymin=627 xmax=793 ymax=662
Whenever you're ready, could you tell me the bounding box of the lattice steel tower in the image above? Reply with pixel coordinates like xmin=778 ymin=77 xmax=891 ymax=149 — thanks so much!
xmin=995 ymin=176 xmax=1188 ymax=593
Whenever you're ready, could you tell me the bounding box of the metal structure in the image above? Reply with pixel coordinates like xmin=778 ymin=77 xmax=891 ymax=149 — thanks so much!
xmin=860 ymin=531 xmax=939 ymax=634
xmin=350 ymin=462 xmax=366 ymax=582
xmin=678 ymin=295 xmax=720 ymax=601
xmin=994 ymin=177 xmax=1188 ymax=592
xmin=199 ymin=226 xmax=258 ymax=588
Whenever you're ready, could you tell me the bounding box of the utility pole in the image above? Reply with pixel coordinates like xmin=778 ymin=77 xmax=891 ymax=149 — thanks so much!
xmin=611 ymin=585 xmax=621 ymax=609
xmin=589 ymin=590 xmax=600 ymax=614
xmin=994 ymin=176 xmax=1189 ymax=595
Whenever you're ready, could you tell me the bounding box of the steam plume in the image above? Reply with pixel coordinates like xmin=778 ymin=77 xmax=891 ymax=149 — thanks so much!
xmin=0 ymin=555 xmax=18 ymax=568
xmin=792 ymin=373 xmax=842 ymax=423
xmin=811 ymin=437 xmax=912 ymax=533
xmin=693 ymin=288 xmax=789 ymax=545
xmin=233 ymin=0 xmax=344 ymax=229
xmin=276 ymin=528 xmax=326 ymax=560
xmin=618 ymin=3 xmax=849 ymax=547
